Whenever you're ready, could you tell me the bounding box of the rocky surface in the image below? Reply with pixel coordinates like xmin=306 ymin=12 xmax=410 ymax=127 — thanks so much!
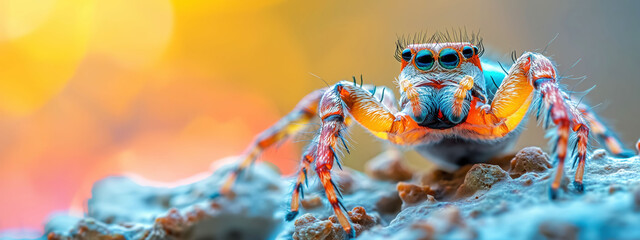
xmin=44 ymin=147 xmax=640 ymax=240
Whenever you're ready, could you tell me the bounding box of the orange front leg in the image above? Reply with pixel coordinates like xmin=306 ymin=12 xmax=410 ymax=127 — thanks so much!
xmin=303 ymin=81 xmax=427 ymax=237
xmin=464 ymin=52 xmax=590 ymax=198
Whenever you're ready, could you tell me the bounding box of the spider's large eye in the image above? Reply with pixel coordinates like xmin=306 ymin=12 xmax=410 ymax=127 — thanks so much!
xmin=415 ymin=50 xmax=434 ymax=70
xmin=401 ymin=49 xmax=412 ymax=62
xmin=462 ymin=46 xmax=474 ymax=59
xmin=438 ymin=48 xmax=459 ymax=69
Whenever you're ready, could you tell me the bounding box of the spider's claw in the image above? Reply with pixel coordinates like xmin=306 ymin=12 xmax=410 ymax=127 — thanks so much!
xmin=210 ymin=190 xmax=235 ymax=199
xmin=549 ymin=186 xmax=558 ymax=200
xmin=573 ymin=181 xmax=584 ymax=193
xmin=346 ymin=228 xmax=356 ymax=239
xmin=614 ymin=150 xmax=635 ymax=158
xmin=285 ymin=211 xmax=299 ymax=221
xmin=209 ymin=192 xmax=221 ymax=199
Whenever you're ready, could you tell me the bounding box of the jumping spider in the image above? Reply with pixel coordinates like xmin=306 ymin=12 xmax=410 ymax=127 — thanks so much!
xmin=215 ymin=32 xmax=633 ymax=237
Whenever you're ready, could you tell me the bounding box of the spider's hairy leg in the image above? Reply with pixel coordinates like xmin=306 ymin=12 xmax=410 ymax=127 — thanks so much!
xmin=286 ymin=142 xmax=316 ymax=221
xmin=464 ymin=52 xmax=590 ymax=198
xmin=537 ymin=79 xmax=590 ymax=197
xmin=286 ymin=83 xmax=398 ymax=222
xmin=307 ymin=81 xmax=424 ymax=238
xmin=577 ymin=104 xmax=635 ymax=157
xmin=216 ymin=89 xmax=326 ymax=197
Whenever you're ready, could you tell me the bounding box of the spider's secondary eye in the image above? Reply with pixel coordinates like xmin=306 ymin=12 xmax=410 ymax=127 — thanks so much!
xmin=462 ymin=46 xmax=474 ymax=59
xmin=402 ymin=49 xmax=413 ymax=62
xmin=438 ymin=48 xmax=459 ymax=69
xmin=415 ymin=50 xmax=434 ymax=70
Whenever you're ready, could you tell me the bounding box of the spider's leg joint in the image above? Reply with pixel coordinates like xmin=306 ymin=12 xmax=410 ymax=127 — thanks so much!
xmin=323 ymin=114 xmax=344 ymax=122
xmin=285 ymin=211 xmax=299 ymax=222
xmin=534 ymin=77 xmax=554 ymax=88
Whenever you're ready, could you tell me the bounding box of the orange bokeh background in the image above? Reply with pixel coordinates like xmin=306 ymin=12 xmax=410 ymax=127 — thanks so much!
xmin=1 ymin=0 xmax=639 ymax=237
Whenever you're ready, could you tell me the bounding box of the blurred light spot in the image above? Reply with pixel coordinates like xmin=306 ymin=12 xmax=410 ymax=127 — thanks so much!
xmin=173 ymin=0 xmax=287 ymax=14
xmin=0 ymin=0 xmax=57 ymax=41
xmin=0 ymin=0 xmax=93 ymax=116
xmin=90 ymin=0 xmax=173 ymax=68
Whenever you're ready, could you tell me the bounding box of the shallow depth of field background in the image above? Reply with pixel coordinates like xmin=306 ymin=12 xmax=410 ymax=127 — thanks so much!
xmin=1 ymin=0 xmax=639 ymax=237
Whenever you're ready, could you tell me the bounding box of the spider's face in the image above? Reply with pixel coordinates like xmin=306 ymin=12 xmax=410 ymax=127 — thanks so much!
xmin=398 ymin=42 xmax=486 ymax=129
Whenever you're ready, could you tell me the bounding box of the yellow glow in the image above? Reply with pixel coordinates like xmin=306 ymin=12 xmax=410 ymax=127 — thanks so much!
xmin=0 ymin=0 xmax=57 ymax=41
xmin=90 ymin=0 xmax=173 ymax=68
xmin=0 ymin=0 xmax=93 ymax=116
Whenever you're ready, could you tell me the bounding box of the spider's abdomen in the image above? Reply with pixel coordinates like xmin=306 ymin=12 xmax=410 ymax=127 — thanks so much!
xmin=480 ymin=59 xmax=508 ymax=102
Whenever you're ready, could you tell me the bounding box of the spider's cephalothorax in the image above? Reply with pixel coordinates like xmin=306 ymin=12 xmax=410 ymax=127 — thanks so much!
xmin=215 ymin=32 xmax=634 ymax=238
xmin=396 ymin=42 xmax=511 ymax=169
xmin=399 ymin=43 xmax=485 ymax=129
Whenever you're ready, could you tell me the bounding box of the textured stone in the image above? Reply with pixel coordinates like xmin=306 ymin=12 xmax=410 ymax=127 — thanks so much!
xmin=397 ymin=182 xmax=436 ymax=206
xmin=508 ymin=147 xmax=552 ymax=178
xmin=455 ymin=164 xmax=509 ymax=198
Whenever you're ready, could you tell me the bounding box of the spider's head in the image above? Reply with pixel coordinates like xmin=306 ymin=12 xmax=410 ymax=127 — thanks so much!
xmin=397 ymin=42 xmax=486 ymax=129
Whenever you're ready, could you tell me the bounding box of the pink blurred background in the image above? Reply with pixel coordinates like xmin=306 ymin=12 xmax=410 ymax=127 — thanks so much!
xmin=1 ymin=0 xmax=639 ymax=237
